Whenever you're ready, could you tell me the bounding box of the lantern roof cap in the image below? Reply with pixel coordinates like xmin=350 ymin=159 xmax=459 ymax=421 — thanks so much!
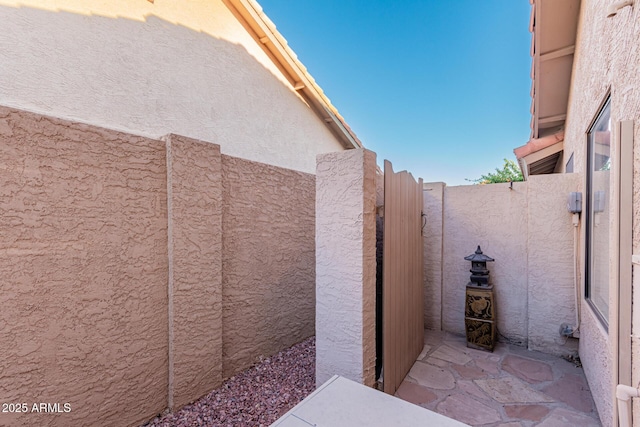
xmin=464 ymin=246 xmax=495 ymax=262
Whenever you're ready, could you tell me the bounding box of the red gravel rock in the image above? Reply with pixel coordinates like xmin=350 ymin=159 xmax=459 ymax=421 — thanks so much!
xmin=144 ymin=337 xmax=315 ymax=427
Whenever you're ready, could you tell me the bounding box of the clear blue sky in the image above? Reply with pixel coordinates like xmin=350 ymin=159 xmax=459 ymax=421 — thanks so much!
xmin=259 ymin=0 xmax=532 ymax=185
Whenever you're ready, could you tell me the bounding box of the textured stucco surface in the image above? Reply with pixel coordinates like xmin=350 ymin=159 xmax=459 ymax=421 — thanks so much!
xmin=526 ymin=174 xmax=579 ymax=356
xmin=316 ymin=149 xmax=377 ymax=386
xmin=580 ymin=305 xmax=613 ymax=427
xmin=0 ymin=107 xmax=169 ymax=427
xmin=0 ymin=0 xmax=344 ymax=174
xmin=0 ymin=105 xmax=322 ymax=425
xmin=221 ymin=155 xmax=316 ymax=379
xmin=442 ymin=182 xmax=529 ymax=344
xmin=376 ymin=170 xmax=385 ymax=208
xmin=439 ymin=179 xmax=578 ymax=356
xmin=423 ymin=182 xmax=445 ymax=330
xmin=560 ymin=1 xmax=640 ymax=425
xmin=165 ymin=135 xmax=223 ymax=409
xmin=362 ymin=153 xmax=377 ymax=387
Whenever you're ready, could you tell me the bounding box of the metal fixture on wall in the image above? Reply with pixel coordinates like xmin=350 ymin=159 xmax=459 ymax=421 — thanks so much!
xmin=464 ymin=246 xmax=496 ymax=351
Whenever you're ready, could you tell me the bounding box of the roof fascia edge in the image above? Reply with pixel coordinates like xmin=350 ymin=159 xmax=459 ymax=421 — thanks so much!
xmin=514 ymin=133 xmax=564 ymax=179
xmin=522 ymin=139 xmax=564 ymax=166
xmin=224 ymin=0 xmax=362 ymax=149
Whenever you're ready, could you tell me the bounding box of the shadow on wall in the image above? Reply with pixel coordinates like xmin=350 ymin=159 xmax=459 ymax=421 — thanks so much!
xmin=0 ymin=4 xmax=339 ymax=173
xmin=0 ymin=5 xmax=322 ymax=427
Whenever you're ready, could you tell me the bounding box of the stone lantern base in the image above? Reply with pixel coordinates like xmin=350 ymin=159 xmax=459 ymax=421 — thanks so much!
xmin=464 ymin=283 xmax=496 ymax=351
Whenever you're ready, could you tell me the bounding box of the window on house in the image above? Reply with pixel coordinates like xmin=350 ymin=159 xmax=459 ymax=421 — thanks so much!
xmin=585 ymin=96 xmax=611 ymax=328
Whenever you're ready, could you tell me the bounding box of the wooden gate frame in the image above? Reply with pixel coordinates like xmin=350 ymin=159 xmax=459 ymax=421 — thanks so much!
xmin=382 ymin=160 xmax=425 ymax=394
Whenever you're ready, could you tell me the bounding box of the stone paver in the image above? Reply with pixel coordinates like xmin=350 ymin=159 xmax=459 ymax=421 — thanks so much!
xmin=407 ymin=362 xmax=455 ymax=390
xmin=536 ymin=408 xmax=601 ymax=427
xmin=541 ymin=373 xmax=595 ymax=413
xmin=457 ymin=380 xmax=491 ymax=402
xmin=452 ymin=363 xmax=488 ymax=380
xmin=395 ymin=381 xmax=437 ymax=405
xmin=475 ymin=377 xmax=554 ymax=404
xmin=436 ymin=394 xmax=502 ymax=425
xmin=396 ymin=330 xmax=602 ymax=426
xmin=431 ymin=344 xmax=472 ymax=365
xmin=475 ymin=357 xmax=501 ymax=374
xmin=502 ymin=355 xmax=554 ymax=383
xmin=427 ymin=357 xmax=451 ymax=368
xmin=504 ymin=404 xmax=550 ymax=421
xmin=416 ymin=344 xmax=432 ymax=361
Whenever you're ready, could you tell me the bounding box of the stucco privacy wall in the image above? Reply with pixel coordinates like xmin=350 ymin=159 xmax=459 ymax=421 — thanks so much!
xmin=437 ymin=176 xmax=579 ymax=355
xmin=423 ymin=182 xmax=445 ymax=330
xmin=557 ymin=1 xmax=640 ymax=424
xmin=316 ymin=149 xmax=377 ymax=387
xmin=0 ymin=106 xmax=319 ymax=426
xmin=0 ymin=0 xmax=344 ymax=174
xmin=165 ymin=135 xmax=223 ymax=410
xmin=442 ymin=182 xmax=529 ymax=344
xmin=221 ymin=155 xmax=316 ymax=378
xmin=0 ymin=107 xmax=169 ymax=427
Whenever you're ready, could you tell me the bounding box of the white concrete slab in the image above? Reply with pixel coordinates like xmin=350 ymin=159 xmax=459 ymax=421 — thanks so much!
xmin=271 ymin=375 xmax=469 ymax=427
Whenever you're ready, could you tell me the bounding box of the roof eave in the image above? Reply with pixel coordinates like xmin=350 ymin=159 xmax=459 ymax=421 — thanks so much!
xmin=223 ymin=0 xmax=363 ymax=150
xmin=529 ymin=0 xmax=581 ymax=140
xmin=514 ymin=131 xmax=565 ymax=179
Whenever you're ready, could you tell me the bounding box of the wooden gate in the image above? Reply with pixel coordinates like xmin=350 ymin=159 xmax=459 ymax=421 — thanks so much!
xmin=382 ymin=160 xmax=424 ymax=394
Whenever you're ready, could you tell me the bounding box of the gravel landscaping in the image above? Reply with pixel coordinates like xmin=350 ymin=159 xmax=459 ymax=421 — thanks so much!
xmin=144 ymin=337 xmax=315 ymax=427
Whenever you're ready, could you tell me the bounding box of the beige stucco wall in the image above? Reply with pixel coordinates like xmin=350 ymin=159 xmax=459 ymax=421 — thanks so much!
xmin=526 ymin=174 xmax=580 ymax=355
xmin=559 ymin=1 xmax=640 ymax=425
xmin=0 ymin=0 xmax=344 ymax=174
xmin=165 ymin=135 xmax=223 ymax=409
xmin=0 ymin=107 xmax=169 ymax=427
xmin=580 ymin=303 xmax=614 ymax=426
xmin=221 ymin=155 xmax=316 ymax=378
xmin=315 ymin=149 xmax=377 ymax=387
xmin=0 ymin=106 xmax=320 ymax=425
xmin=442 ymin=182 xmax=529 ymax=344
xmin=437 ymin=177 xmax=579 ymax=356
xmin=423 ymin=182 xmax=445 ymax=330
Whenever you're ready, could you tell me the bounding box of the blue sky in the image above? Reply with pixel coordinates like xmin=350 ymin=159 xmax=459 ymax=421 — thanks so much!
xmin=259 ymin=0 xmax=532 ymax=185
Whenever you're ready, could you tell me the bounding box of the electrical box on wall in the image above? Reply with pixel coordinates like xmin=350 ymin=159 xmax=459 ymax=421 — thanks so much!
xmin=567 ymin=192 xmax=582 ymax=213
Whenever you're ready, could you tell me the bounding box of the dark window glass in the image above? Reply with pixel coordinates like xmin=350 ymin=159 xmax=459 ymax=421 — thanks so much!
xmin=585 ymin=97 xmax=611 ymax=328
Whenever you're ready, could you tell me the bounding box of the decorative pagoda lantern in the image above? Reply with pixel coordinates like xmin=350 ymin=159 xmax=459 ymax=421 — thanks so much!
xmin=464 ymin=246 xmax=496 ymax=351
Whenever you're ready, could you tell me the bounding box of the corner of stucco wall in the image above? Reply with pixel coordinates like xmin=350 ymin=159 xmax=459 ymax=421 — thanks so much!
xmin=164 ymin=133 xmax=223 ymax=409
xmin=362 ymin=149 xmax=377 ymax=387
xmin=316 ymin=148 xmax=377 ymax=387
xmin=423 ymin=182 xmax=445 ymax=331
xmin=526 ymin=173 xmax=580 ymax=357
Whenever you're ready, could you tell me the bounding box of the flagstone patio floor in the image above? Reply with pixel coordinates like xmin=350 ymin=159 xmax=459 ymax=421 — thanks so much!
xmin=394 ymin=329 xmax=602 ymax=427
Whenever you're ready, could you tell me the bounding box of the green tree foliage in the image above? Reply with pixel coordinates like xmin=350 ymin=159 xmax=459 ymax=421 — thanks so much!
xmin=468 ymin=158 xmax=524 ymax=184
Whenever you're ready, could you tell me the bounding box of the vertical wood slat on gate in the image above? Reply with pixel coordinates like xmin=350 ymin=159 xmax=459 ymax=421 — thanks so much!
xmin=382 ymin=160 xmax=424 ymax=395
